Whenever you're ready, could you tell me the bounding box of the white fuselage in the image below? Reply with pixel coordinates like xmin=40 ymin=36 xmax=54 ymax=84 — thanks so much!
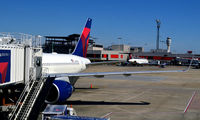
xmin=42 ymin=53 xmax=91 ymax=74
xmin=129 ymin=58 xmax=149 ymax=64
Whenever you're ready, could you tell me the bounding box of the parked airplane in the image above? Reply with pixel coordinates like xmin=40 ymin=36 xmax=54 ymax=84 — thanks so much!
xmin=128 ymin=57 xmax=149 ymax=65
xmin=42 ymin=18 xmax=189 ymax=104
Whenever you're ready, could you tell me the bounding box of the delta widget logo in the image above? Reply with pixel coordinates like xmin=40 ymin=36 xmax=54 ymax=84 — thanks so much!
xmin=0 ymin=62 xmax=8 ymax=83
xmin=0 ymin=50 xmax=11 ymax=83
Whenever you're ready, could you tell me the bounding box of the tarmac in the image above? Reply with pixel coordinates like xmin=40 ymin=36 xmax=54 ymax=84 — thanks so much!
xmin=66 ymin=65 xmax=200 ymax=120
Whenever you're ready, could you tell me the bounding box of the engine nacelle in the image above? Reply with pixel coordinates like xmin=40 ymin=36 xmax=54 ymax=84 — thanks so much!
xmin=45 ymin=80 xmax=73 ymax=104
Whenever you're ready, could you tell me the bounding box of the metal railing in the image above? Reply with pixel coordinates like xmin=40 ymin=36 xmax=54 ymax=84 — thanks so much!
xmin=18 ymin=79 xmax=45 ymax=119
xmin=0 ymin=32 xmax=43 ymax=47
xmin=8 ymin=78 xmax=34 ymax=120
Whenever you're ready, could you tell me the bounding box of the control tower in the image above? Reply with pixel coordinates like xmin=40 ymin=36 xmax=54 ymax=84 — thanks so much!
xmin=166 ymin=37 xmax=171 ymax=53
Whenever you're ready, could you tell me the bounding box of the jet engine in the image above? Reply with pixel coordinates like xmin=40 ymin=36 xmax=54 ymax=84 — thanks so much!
xmin=45 ymin=80 xmax=73 ymax=104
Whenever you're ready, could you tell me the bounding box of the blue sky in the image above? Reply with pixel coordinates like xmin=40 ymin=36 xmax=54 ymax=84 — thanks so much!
xmin=0 ymin=0 xmax=200 ymax=53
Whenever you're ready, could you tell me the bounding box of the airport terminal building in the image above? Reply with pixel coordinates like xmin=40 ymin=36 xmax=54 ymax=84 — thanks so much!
xmin=42 ymin=35 xmax=200 ymax=64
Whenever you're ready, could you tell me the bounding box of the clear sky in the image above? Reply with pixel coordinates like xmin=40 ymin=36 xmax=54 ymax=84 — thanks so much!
xmin=0 ymin=0 xmax=200 ymax=53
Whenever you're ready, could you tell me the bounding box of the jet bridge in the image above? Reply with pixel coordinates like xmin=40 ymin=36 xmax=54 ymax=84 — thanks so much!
xmin=0 ymin=33 xmax=42 ymax=86
xmin=0 ymin=33 xmax=44 ymax=104
xmin=0 ymin=33 xmax=55 ymax=120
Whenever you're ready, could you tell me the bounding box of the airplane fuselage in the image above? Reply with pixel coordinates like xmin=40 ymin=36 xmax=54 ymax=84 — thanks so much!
xmin=129 ymin=58 xmax=149 ymax=64
xmin=42 ymin=53 xmax=91 ymax=74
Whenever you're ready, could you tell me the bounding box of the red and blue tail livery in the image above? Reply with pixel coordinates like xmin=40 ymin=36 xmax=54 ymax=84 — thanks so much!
xmin=0 ymin=50 xmax=11 ymax=83
xmin=72 ymin=18 xmax=92 ymax=57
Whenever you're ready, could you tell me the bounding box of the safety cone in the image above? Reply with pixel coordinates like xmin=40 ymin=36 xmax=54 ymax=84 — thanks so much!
xmin=90 ymin=83 xmax=93 ymax=88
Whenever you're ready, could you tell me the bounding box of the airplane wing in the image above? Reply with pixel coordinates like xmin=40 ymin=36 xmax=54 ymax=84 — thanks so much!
xmin=88 ymin=60 xmax=123 ymax=65
xmin=46 ymin=60 xmax=192 ymax=78
xmin=47 ymin=68 xmax=188 ymax=78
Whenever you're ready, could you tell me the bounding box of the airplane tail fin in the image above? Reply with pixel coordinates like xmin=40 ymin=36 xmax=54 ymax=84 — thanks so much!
xmin=72 ymin=18 xmax=92 ymax=57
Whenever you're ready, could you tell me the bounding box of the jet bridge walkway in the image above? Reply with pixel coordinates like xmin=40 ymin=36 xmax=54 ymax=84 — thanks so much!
xmin=0 ymin=32 xmax=54 ymax=120
xmin=8 ymin=76 xmax=55 ymax=120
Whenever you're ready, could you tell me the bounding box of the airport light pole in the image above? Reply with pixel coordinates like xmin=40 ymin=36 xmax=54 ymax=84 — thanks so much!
xmin=156 ymin=19 xmax=161 ymax=50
